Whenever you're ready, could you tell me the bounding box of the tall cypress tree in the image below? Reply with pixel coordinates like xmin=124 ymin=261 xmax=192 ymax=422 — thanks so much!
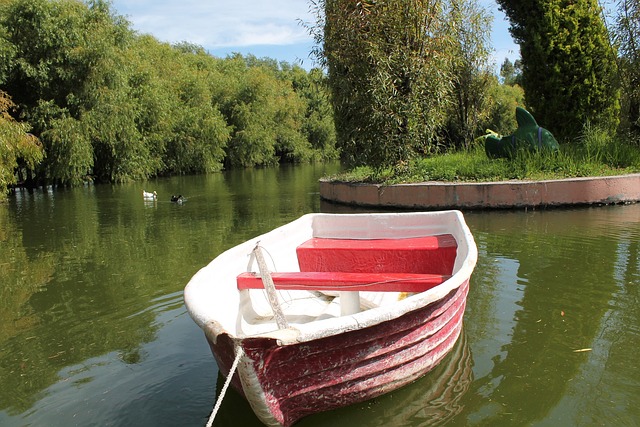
xmin=496 ymin=0 xmax=620 ymax=140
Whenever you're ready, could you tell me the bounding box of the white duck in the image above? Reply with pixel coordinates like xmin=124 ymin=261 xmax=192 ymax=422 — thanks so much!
xmin=143 ymin=190 xmax=157 ymax=200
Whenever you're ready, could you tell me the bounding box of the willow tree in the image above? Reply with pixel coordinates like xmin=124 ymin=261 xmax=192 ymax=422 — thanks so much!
xmin=615 ymin=0 xmax=640 ymax=138
xmin=445 ymin=0 xmax=493 ymax=149
xmin=496 ymin=0 xmax=620 ymax=140
xmin=0 ymin=91 xmax=43 ymax=198
xmin=313 ymin=0 xmax=453 ymax=168
xmin=1 ymin=0 xmax=136 ymax=183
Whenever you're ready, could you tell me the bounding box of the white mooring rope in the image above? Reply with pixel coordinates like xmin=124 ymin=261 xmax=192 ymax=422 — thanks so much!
xmin=205 ymin=346 xmax=244 ymax=427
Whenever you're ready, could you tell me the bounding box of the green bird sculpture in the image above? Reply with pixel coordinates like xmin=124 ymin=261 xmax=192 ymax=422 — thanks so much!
xmin=484 ymin=107 xmax=560 ymax=159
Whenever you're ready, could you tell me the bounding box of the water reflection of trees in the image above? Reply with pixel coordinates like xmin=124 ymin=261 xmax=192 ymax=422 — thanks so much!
xmin=0 ymin=163 xmax=340 ymax=415
xmin=461 ymin=206 xmax=640 ymax=425
xmin=1 ymin=187 xmax=162 ymax=413
xmin=568 ymin=222 xmax=640 ymax=425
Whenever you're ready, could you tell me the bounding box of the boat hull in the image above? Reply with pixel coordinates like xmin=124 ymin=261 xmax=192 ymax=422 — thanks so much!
xmin=209 ymin=279 xmax=468 ymax=427
xmin=186 ymin=211 xmax=477 ymax=427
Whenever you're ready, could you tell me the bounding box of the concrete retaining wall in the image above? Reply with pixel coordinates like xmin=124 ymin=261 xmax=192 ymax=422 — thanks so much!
xmin=319 ymin=174 xmax=640 ymax=209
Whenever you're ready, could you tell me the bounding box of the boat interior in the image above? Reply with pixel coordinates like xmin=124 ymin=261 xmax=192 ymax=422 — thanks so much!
xmin=236 ymin=235 xmax=458 ymax=335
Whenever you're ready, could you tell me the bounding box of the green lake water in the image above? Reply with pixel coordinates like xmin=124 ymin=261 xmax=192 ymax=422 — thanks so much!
xmin=1 ymin=163 xmax=638 ymax=426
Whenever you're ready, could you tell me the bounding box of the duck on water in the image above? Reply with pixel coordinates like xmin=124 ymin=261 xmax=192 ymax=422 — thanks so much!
xmin=143 ymin=190 xmax=157 ymax=200
xmin=171 ymin=195 xmax=185 ymax=204
xmin=143 ymin=190 xmax=186 ymax=204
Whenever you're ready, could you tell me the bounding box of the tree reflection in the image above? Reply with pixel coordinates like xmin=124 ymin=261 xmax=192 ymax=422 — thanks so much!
xmin=0 ymin=163 xmax=340 ymax=416
xmin=461 ymin=206 xmax=640 ymax=425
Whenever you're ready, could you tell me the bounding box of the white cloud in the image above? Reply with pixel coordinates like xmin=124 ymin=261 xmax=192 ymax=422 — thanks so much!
xmin=112 ymin=0 xmax=314 ymax=49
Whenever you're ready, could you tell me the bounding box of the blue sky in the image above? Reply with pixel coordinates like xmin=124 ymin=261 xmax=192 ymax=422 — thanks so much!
xmin=111 ymin=1 xmax=520 ymax=72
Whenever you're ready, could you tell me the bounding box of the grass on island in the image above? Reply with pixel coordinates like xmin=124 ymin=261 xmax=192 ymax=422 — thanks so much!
xmin=331 ymin=126 xmax=640 ymax=184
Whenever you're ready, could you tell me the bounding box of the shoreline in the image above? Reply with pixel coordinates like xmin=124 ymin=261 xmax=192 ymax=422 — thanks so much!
xmin=319 ymin=173 xmax=640 ymax=210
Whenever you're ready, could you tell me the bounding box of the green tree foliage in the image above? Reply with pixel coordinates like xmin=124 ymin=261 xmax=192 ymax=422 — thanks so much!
xmin=0 ymin=91 xmax=43 ymax=198
xmin=496 ymin=0 xmax=620 ymax=140
xmin=315 ymin=0 xmax=454 ymax=168
xmin=292 ymin=67 xmax=338 ymax=160
xmin=216 ymin=55 xmax=332 ymax=167
xmin=445 ymin=0 xmax=494 ymax=149
xmin=500 ymin=58 xmax=523 ymax=86
xmin=615 ymin=0 xmax=640 ymax=139
xmin=41 ymin=113 xmax=92 ymax=184
xmin=0 ymin=0 xmax=336 ymax=187
xmin=130 ymin=38 xmax=230 ymax=175
xmin=1 ymin=0 xmax=141 ymax=183
xmin=311 ymin=0 xmax=500 ymax=165
xmin=218 ymin=57 xmax=298 ymax=167
xmin=482 ymin=77 xmax=526 ymax=135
